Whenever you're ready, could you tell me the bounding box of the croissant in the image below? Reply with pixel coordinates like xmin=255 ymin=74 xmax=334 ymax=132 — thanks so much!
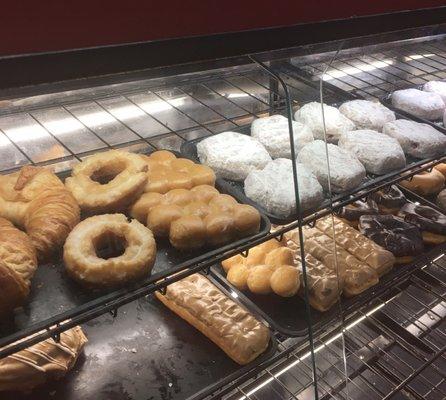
xmin=0 ymin=218 xmax=37 ymax=315
xmin=0 ymin=166 xmax=80 ymax=259
xmin=0 ymin=326 xmax=87 ymax=392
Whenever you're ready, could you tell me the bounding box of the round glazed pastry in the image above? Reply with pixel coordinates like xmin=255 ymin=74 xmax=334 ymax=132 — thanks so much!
xmin=398 ymin=202 xmax=446 ymax=245
xmin=434 ymin=163 xmax=446 ymax=179
xmin=246 ymin=265 xmax=275 ymax=294
xmin=65 ymin=150 xmax=148 ymax=213
xmin=338 ymin=99 xmax=396 ymax=131
xmin=358 ymin=214 xmax=424 ymax=263
xmin=370 ymin=185 xmax=407 ymax=214
xmin=399 ymin=169 xmax=445 ymax=196
xmin=63 ymin=214 xmax=156 ymax=287
xmin=391 ymin=88 xmax=445 ymax=120
xmin=338 ymin=198 xmax=379 ymax=227
xmin=270 ymin=265 xmax=300 ymax=297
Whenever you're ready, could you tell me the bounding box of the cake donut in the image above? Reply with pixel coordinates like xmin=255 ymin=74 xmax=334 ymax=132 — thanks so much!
xmin=339 ymin=100 xmax=395 ymax=131
xmin=370 ymin=185 xmax=407 ymax=214
xmin=63 ymin=214 xmax=156 ymax=287
xmin=65 ymin=150 xmax=148 ymax=214
xmin=251 ymin=114 xmax=314 ymax=158
xmin=400 ymin=169 xmax=445 ymax=196
xmin=196 ymin=131 xmax=272 ymax=181
xmin=436 ymin=189 xmax=446 ymax=212
xmin=294 ymin=102 xmax=355 ymax=143
xmin=382 ymin=119 xmax=446 ymax=159
xmin=392 ymin=88 xmax=445 ymax=120
xmin=423 ymin=81 xmax=446 ymax=103
xmin=338 ymin=130 xmax=406 ymax=175
xmin=358 ymin=214 xmax=424 ymax=264
xmin=338 ymin=198 xmax=379 ymax=227
xmin=398 ymin=202 xmax=446 ymax=245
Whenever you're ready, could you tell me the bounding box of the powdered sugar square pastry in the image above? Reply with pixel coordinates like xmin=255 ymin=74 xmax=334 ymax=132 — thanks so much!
xmin=251 ymin=115 xmax=313 ymax=158
xmin=391 ymin=88 xmax=445 ymax=120
xmin=338 ymin=130 xmax=406 ymax=175
xmin=339 ymin=100 xmax=396 ymax=131
xmin=244 ymin=158 xmax=324 ymax=217
xmin=298 ymin=140 xmax=366 ymax=193
xmin=197 ymin=131 xmax=272 ymax=181
xmin=383 ymin=119 xmax=446 ymax=158
xmin=294 ymin=102 xmax=355 ymax=143
xmin=423 ymin=81 xmax=446 ymax=103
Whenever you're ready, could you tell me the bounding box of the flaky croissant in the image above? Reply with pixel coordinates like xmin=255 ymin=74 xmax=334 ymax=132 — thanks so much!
xmin=0 ymin=218 xmax=37 ymax=315
xmin=0 ymin=166 xmax=80 ymax=259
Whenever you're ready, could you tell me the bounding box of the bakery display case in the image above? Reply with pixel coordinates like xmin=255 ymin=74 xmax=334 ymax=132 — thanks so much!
xmin=1 ymin=6 xmax=446 ymax=400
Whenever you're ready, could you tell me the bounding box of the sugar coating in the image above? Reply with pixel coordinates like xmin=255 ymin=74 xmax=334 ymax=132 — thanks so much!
xmin=338 ymin=130 xmax=406 ymax=175
xmin=383 ymin=119 xmax=446 ymax=159
xmin=392 ymin=88 xmax=445 ymax=120
xmin=294 ymin=102 xmax=355 ymax=143
xmin=298 ymin=140 xmax=366 ymax=193
xmin=423 ymin=81 xmax=446 ymax=103
xmin=197 ymin=131 xmax=272 ymax=181
xmin=251 ymin=114 xmax=314 ymax=158
xmin=339 ymin=100 xmax=396 ymax=131
xmin=244 ymin=158 xmax=324 ymax=217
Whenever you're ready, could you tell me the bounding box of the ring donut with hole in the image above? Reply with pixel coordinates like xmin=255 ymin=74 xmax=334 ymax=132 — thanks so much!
xmin=65 ymin=150 xmax=148 ymax=214
xmin=63 ymin=214 xmax=156 ymax=287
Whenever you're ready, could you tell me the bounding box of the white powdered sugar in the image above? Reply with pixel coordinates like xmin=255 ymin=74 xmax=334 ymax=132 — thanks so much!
xmin=338 ymin=130 xmax=406 ymax=175
xmin=196 ymin=131 xmax=272 ymax=181
xmin=383 ymin=119 xmax=446 ymax=159
xmin=339 ymin=99 xmax=396 ymax=131
xmin=251 ymin=114 xmax=313 ymax=158
xmin=244 ymin=158 xmax=324 ymax=217
xmin=298 ymin=140 xmax=366 ymax=193
xmin=391 ymin=88 xmax=445 ymax=120
xmin=294 ymin=102 xmax=355 ymax=143
xmin=423 ymin=81 xmax=446 ymax=103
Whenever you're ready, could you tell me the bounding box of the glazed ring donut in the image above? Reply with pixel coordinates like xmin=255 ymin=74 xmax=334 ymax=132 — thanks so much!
xmin=63 ymin=214 xmax=156 ymax=287
xmin=65 ymin=150 xmax=148 ymax=213
xmin=400 ymin=169 xmax=445 ymax=196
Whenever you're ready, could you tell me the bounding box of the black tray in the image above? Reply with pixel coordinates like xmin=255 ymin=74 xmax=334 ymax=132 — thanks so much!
xmin=0 ymin=150 xmax=271 ymax=354
xmin=210 ymin=189 xmax=446 ymax=337
xmin=3 ymin=274 xmax=277 ymax=400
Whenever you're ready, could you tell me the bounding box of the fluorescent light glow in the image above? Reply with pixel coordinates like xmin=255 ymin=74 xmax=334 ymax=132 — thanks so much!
xmin=107 ymin=105 xmax=147 ymax=120
xmin=322 ymin=60 xmax=393 ymax=81
xmin=228 ymin=93 xmax=250 ymax=99
xmin=2 ymin=124 xmax=50 ymax=142
xmin=42 ymin=117 xmax=84 ymax=135
xmin=75 ymin=111 xmax=117 ymax=127
xmin=404 ymin=54 xmax=434 ymax=60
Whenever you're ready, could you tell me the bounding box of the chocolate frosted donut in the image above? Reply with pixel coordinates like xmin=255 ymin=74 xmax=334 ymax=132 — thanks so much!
xmin=338 ymin=198 xmax=379 ymax=224
xmin=437 ymin=189 xmax=446 ymax=212
xmin=358 ymin=214 xmax=423 ymax=258
xmin=370 ymin=185 xmax=407 ymax=214
xmin=398 ymin=203 xmax=446 ymax=235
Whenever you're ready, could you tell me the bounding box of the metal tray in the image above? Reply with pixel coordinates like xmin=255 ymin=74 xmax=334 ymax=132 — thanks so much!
xmin=0 ymin=150 xmax=271 ymax=354
xmin=2 ymin=273 xmax=278 ymax=400
xmin=209 ymin=189 xmax=446 ymax=337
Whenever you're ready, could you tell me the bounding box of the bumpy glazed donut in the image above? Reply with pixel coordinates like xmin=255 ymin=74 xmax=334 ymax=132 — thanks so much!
xmin=65 ymin=150 xmax=148 ymax=213
xmin=63 ymin=214 xmax=156 ymax=287
xmin=400 ymin=169 xmax=445 ymax=196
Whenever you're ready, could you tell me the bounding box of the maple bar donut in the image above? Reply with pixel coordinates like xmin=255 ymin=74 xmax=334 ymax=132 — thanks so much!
xmin=370 ymin=185 xmax=407 ymax=214
xmin=338 ymin=198 xmax=379 ymax=228
xmin=400 ymin=169 xmax=445 ymax=196
xmin=63 ymin=214 xmax=156 ymax=287
xmin=65 ymin=150 xmax=148 ymax=213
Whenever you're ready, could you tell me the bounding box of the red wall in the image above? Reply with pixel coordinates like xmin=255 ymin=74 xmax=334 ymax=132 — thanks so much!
xmin=1 ymin=1 xmax=445 ymax=56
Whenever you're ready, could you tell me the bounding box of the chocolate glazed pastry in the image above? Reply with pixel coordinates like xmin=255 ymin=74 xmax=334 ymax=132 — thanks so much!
xmin=370 ymin=185 xmax=407 ymax=214
xmin=358 ymin=214 xmax=424 ymax=264
xmin=338 ymin=198 xmax=379 ymax=228
xmin=398 ymin=202 xmax=446 ymax=245
xmin=436 ymin=189 xmax=446 ymax=212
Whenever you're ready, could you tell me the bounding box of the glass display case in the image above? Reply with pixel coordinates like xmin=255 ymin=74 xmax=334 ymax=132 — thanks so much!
xmin=0 ymin=10 xmax=445 ymax=400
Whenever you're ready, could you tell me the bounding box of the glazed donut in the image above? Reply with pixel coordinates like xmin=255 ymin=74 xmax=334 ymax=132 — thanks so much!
xmin=63 ymin=214 xmax=156 ymax=287
xmin=434 ymin=163 xmax=446 ymax=178
xmin=400 ymin=169 xmax=445 ymax=196
xmin=65 ymin=150 xmax=148 ymax=214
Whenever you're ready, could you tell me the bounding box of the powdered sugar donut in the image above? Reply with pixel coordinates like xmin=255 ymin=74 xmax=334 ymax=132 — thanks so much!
xmin=423 ymin=81 xmax=446 ymax=103
xmin=339 ymin=100 xmax=395 ymax=131
xmin=383 ymin=119 xmax=446 ymax=159
xmin=197 ymin=131 xmax=272 ymax=181
xmin=251 ymin=114 xmax=313 ymax=158
xmin=338 ymin=130 xmax=406 ymax=175
xmin=294 ymin=102 xmax=355 ymax=143
xmin=244 ymin=158 xmax=324 ymax=217
xmin=391 ymin=88 xmax=445 ymax=120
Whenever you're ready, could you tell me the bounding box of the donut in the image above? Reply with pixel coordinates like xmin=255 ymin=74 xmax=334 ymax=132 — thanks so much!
xmin=358 ymin=214 xmax=424 ymax=264
xmin=398 ymin=202 xmax=446 ymax=245
xmin=338 ymin=198 xmax=379 ymax=227
xmin=434 ymin=163 xmax=446 ymax=178
xmin=399 ymin=169 xmax=445 ymax=196
xmin=63 ymin=214 xmax=156 ymax=287
xmin=370 ymin=185 xmax=407 ymax=214
xmin=436 ymin=189 xmax=446 ymax=212
xmin=65 ymin=150 xmax=148 ymax=214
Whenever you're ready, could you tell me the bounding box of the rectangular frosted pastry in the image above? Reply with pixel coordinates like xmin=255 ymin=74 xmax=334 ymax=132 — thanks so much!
xmin=155 ymin=274 xmax=270 ymax=365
